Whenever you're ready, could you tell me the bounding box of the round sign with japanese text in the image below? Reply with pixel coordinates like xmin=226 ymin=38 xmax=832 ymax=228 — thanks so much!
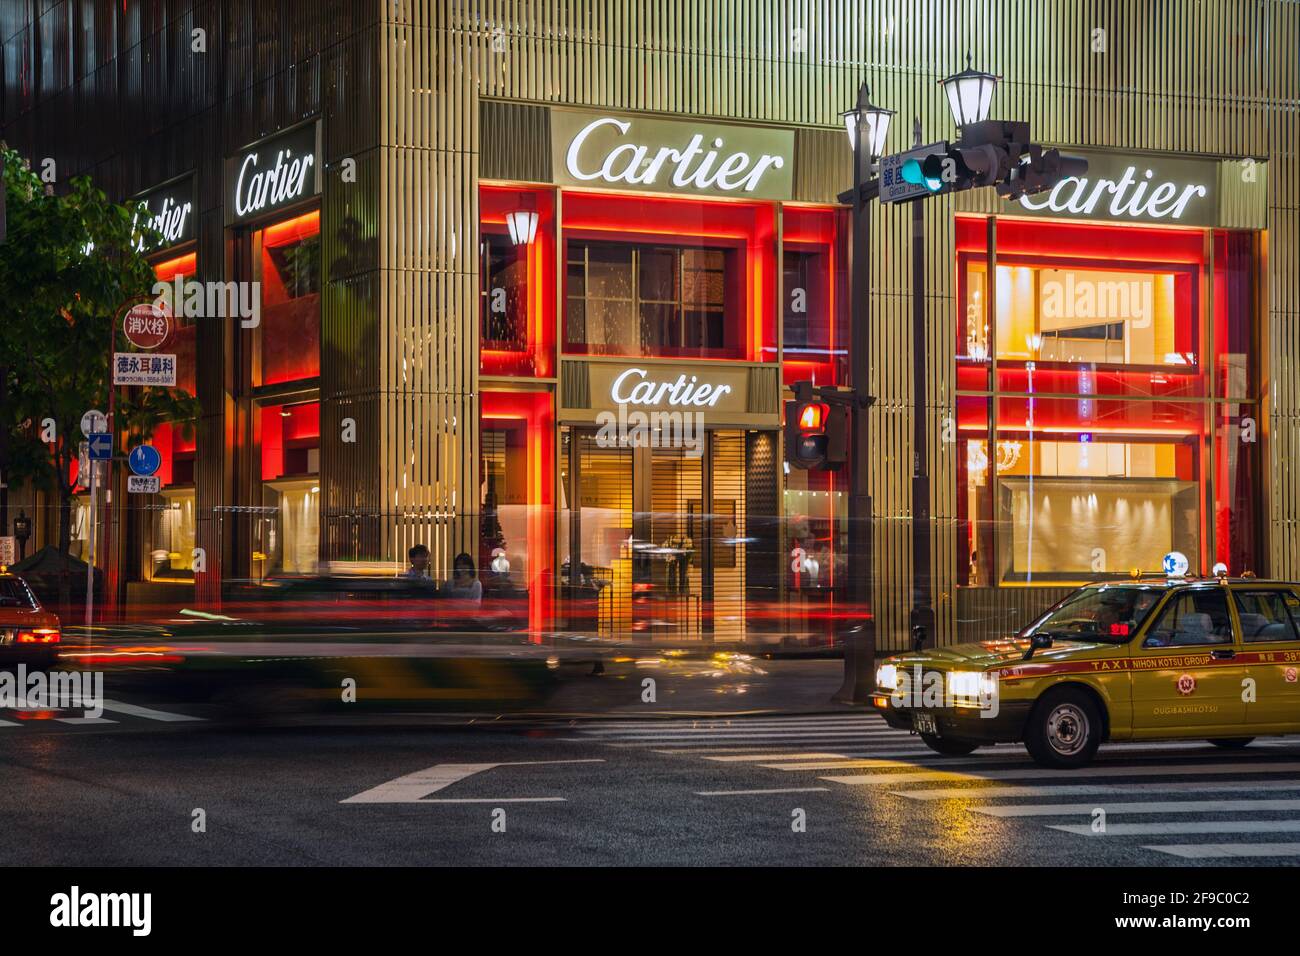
xmin=122 ymin=301 xmax=173 ymax=350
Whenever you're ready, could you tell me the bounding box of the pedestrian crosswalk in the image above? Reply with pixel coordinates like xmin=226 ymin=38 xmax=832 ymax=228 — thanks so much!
xmin=0 ymin=696 xmax=203 ymax=729
xmin=566 ymin=712 xmax=1300 ymax=860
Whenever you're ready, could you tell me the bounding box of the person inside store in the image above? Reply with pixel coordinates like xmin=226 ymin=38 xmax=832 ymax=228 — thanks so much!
xmin=443 ymin=551 xmax=483 ymax=605
xmin=401 ymin=543 xmax=432 ymax=580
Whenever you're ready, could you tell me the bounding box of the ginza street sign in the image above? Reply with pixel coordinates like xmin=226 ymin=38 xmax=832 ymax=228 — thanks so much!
xmin=551 ymin=109 xmax=795 ymax=200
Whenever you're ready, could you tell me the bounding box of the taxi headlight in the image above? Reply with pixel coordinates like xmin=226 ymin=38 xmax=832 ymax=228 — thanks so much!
xmin=947 ymin=670 xmax=995 ymax=707
xmin=875 ymin=663 xmax=899 ymax=691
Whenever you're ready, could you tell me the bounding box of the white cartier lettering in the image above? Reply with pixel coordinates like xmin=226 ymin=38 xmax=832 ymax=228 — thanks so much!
xmin=1018 ymin=165 xmax=1207 ymax=221
xmin=150 ymin=196 xmax=191 ymax=244
xmin=234 ymin=147 xmax=314 ymax=218
xmin=609 ymin=367 xmax=733 ymax=408
xmin=566 ymin=116 xmax=785 ymax=194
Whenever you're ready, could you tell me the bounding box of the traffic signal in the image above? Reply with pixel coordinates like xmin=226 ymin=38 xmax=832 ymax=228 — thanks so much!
xmin=785 ymin=397 xmax=828 ymax=469
xmin=997 ymin=146 xmax=1089 ymax=200
xmin=900 ymin=120 xmax=1034 ymax=197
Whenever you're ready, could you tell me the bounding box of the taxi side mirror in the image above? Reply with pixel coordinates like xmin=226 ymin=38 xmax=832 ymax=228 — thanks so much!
xmin=1022 ymin=633 xmax=1053 ymax=660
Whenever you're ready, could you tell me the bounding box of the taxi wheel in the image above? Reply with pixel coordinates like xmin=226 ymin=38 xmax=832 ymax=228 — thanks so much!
xmin=919 ymin=734 xmax=979 ymax=756
xmin=1024 ymin=688 xmax=1103 ymax=769
xmin=1207 ymin=737 xmax=1255 ymax=749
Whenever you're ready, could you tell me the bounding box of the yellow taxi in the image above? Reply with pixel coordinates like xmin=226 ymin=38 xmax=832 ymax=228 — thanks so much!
xmin=872 ymin=577 xmax=1300 ymax=767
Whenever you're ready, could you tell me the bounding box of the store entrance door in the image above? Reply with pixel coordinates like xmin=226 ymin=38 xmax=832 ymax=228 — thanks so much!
xmin=563 ymin=428 xmax=750 ymax=642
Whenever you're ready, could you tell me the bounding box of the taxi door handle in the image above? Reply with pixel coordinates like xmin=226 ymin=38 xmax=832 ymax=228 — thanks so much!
xmin=1211 ymin=648 xmax=1236 ymax=660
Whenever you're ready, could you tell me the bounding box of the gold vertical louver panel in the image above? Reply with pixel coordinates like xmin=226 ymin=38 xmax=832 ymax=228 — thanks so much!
xmin=391 ymin=0 xmax=1299 ymax=646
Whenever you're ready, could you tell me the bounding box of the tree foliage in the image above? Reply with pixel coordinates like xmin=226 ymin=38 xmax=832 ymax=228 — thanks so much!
xmin=0 ymin=145 xmax=200 ymax=573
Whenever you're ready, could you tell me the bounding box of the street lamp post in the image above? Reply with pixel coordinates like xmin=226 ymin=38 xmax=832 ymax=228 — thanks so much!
xmin=834 ymin=83 xmax=891 ymax=703
xmin=834 ymin=57 xmax=1006 ymax=702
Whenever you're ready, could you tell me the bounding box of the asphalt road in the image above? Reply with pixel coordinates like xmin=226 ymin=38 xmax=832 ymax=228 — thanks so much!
xmin=4 ymin=684 xmax=1300 ymax=865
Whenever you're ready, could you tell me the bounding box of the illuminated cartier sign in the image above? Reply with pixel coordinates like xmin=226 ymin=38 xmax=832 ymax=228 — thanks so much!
xmin=551 ymin=109 xmax=795 ymax=200
xmin=135 ymin=175 xmax=195 ymax=250
xmin=226 ymin=122 xmax=320 ymax=225
xmin=610 ymin=367 xmax=733 ymax=407
xmin=1010 ymin=150 xmax=1226 ymax=227
xmin=1019 ymin=167 xmax=1206 ymax=220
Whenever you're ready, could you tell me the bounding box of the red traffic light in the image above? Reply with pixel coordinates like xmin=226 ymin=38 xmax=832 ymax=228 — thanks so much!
xmin=798 ymin=402 xmax=827 ymax=431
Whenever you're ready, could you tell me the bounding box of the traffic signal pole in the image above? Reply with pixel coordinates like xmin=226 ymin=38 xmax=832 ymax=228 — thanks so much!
xmin=909 ymin=124 xmax=934 ymax=652
xmin=834 ymin=106 xmax=878 ymax=705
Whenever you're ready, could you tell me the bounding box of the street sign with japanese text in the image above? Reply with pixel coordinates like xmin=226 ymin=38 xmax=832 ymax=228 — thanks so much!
xmin=122 ymin=302 xmax=173 ymax=350
xmin=127 ymin=475 xmax=161 ymax=494
xmin=0 ymin=537 xmax=14 ymax=566
xmin=113 ymin=352 xmax=177 ymax=387
xmin=80 ymin=409 xmax=107 ymax=437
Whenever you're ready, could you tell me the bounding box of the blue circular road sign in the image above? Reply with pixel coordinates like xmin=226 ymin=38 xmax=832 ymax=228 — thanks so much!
xmin=128 ymin=444 xmax=162 ymax=477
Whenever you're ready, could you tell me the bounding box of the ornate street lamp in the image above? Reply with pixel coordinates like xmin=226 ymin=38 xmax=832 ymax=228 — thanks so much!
xmin=840 ymin=83 xmax=895 ymax=161
xmin=939 ymin=52 xmax=999 ymax=128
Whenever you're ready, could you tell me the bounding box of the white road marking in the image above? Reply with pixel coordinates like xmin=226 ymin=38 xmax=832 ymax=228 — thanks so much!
xmin=1049 ymin=820 xmax=1300 ymax=836
xmin=703 ymin=752 xmax=850 ymax=762
xmin=822 ymin=760 xmax=1300 ymax=787
xmin=1141 ymin=842 xmax=1300 ymax=858
xmin=100 ymin=699 xmax=204 ymax=722
xmin=53 ymin=717 xmax=118 ymax=725
xmin=973 ymin=798 xmax=1300 ymax=817
xmin=894 ymin=780 xmax=1300 ymax=800
xmin=340 ymin=758 xmax=604 ymax=804
xmin=420 ymin=798 xmax=567 ymax=804
xmin=573 ymin=717 xmax=884 ymax=729
xmin=590 ymin=738 xmax=904 ymax=743
xmin=695 ymin=787 xmax=831 ymax=797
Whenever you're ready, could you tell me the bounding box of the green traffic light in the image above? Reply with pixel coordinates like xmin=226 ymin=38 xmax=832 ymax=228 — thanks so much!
xmin=901 ymin=157 xmax=944 ymax=193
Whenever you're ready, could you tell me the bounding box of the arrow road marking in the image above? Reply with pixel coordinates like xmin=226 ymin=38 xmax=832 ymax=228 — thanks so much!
xmin=340 ymin=758 xmax=604 ymax=804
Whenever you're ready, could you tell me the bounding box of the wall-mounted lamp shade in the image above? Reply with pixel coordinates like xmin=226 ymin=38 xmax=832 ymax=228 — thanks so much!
xmin=940 ymin=54 xmax=999 ymax=127
xmin=506 ymin=209 xmax=539 ymax=245
xmin=840 ymin=84 xmax=894 ymax=160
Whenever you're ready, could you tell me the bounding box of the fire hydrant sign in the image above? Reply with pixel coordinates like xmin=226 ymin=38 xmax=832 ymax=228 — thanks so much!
xmin=113 ymin=352 xmax=177 ymax=386
xmin=122 ymin=302 xmax=173 ymax=350
xmin=127 ymin=475 xmax=161 ymax=494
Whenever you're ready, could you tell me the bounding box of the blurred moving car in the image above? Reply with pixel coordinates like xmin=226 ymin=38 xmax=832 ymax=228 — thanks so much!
xmin=0 ymin=571 xmax=61 ymax=668
xmin=873 ymin=578 xmax=1300 ymax=768
xmin=218 ymin=573 xmax=528 ymax=635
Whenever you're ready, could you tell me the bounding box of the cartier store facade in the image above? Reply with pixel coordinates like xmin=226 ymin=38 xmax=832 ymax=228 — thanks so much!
xmin=2 ymin=2 xmax=1293 ymax=649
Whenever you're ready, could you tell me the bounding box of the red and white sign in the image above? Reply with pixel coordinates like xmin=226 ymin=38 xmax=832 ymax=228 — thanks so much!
xmin=1286 ymin=667 xmax=1297 ymax=684
xmin=122 ymin=302 xmax=173 ymax=350
xmin=1176 ymin=673 xmax=1197 ymax=696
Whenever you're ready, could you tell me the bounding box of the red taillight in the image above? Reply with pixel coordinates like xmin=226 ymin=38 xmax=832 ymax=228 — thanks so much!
xmin=16 ymin=628 xmax=60 ymax=644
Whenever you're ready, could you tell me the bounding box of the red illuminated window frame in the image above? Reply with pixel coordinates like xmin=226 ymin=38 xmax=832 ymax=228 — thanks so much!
xmin=255 ymin=210 xmax=322 ymax=386
xmin=781 ymin=205 xmax=845 ymax=386
xmin=560 ymin=191 xmax=777 ymax=363
xmin=479 ymin=186 xmax=557 ymax=378
xmin=480 ymin=391 xmax=555 ymax=637
xmin=260 ymin=401 xmax=321 ymax=481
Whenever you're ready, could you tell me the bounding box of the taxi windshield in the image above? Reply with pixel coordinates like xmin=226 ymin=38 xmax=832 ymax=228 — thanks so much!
xmin=1020 ymin=586 xmax=1163 ymax=644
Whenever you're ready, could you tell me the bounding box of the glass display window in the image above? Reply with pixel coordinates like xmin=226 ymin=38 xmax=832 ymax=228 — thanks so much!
xmin=781 ymin=205 xmax=848 ymax=386
xmin=561 ymin=191 xmax=777 ymax=362
xmin=479 ymin=185 xmax=557 ymax=377
xmin=254 ymin=210 xmax=321 ymax=386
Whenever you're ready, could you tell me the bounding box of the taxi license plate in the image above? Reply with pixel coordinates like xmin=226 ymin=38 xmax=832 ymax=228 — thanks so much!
xmin=913 ymin=712 xmax=938 ymax=736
